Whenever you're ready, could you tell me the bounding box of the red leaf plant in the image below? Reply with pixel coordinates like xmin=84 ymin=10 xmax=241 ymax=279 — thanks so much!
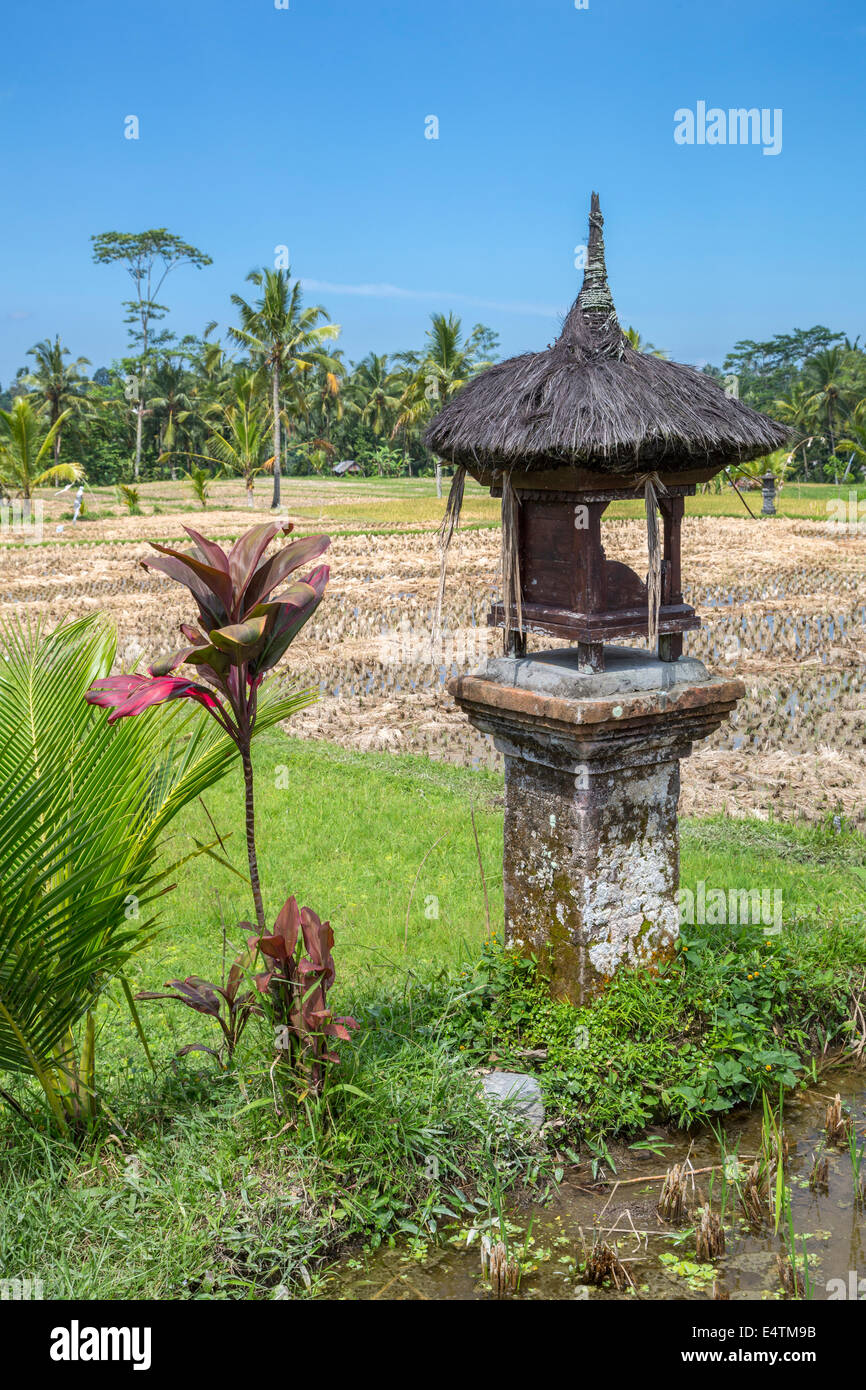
xmin=86 ymin=521 xmax=358 ymax=1089
xmin=134 ymin=901 xmax=359 ymax=1087
xmin=253 ymin=897 xmax=358 ymax=1089
xmin=135 ymin=942 xmax=258 ymax=1068
xmin=85 ymin=520 xmax=328 ymax=933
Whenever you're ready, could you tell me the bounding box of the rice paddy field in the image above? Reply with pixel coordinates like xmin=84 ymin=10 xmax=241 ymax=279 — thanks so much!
xmin=4 ymin=475 xmax=865 ymax=827
xmin=2 ymin=476 xmax=865 ymax=1309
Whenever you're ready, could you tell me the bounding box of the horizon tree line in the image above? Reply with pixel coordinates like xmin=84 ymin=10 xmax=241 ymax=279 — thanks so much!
xmin=2 ymin=226 xmax=866 ymax=502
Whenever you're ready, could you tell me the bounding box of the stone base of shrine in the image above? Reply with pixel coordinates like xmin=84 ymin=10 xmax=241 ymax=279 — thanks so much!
xmin=448 ymin=647 xmax=744 ymax=1004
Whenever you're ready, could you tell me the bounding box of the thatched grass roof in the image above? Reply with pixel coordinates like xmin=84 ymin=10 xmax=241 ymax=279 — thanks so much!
xmin=426 ymin=194 xmax=789 ymax=476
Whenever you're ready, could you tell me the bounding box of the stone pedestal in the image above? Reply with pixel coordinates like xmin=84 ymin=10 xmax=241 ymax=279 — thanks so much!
xmin=449 ymin=647 xmax=743 ymax=1003
xmin=761 ymin=472 xmax=777 ymax=516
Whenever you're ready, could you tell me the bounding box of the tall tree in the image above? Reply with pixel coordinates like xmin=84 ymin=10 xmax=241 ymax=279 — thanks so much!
xmin=91 ymin=230 xmax=212 ymax=478
xmin=23 ymin=336 xmax=91 ymax=462
xmin=723 ymin=326 xmax=845 ymax=413
xmin=228 ymin=267 xmax=339 ymax=509
xmin=304 ymin=353 xmax=345 ymax=445
xmin=772 ymin=382 xmax=819 ymax=477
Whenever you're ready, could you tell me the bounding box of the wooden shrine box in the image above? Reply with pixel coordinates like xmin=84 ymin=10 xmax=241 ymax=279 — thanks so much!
xmin=472 ymin=463 xmax=718 ymax=670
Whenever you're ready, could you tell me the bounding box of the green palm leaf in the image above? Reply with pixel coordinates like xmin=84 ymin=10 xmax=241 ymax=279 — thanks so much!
xmin=0 ymin=615 xmax=253 ymax=1117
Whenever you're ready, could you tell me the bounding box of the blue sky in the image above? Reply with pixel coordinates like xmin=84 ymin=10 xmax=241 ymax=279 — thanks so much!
xmin=2 ymin=0 xmax=863 ymax=384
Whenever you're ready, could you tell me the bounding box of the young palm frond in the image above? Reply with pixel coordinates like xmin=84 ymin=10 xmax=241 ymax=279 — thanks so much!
xmin=0 ymin=398 xmax=85 ymax=498
xmin=0 ymin=615 xmax=313 ymax=1130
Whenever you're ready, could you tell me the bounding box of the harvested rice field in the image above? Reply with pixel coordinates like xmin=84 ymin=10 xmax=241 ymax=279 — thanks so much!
xmin=3 ymin=479 xmax=865 ymax=825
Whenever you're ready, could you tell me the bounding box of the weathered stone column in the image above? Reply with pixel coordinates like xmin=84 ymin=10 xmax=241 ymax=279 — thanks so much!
xmin=761 ymin=472 xmax=777 ymax=516
xmin=449 ymin=648 xmax=743 ymax=1003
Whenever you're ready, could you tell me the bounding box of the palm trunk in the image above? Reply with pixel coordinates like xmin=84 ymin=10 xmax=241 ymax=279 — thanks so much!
xmin=271 ymin=364 xmax=281 ymax=510
xmin=241 ymin=743 xmax=266 ymax=934
xmin=133 ymin=402 xmax=143 ymax=480
xmin=435 ymin=459 xmax=442 ymax=498
xmin=134 ymin=328 xmax=148 ymax=481
xmin=828 ymin=404 xmax=837 ymax=480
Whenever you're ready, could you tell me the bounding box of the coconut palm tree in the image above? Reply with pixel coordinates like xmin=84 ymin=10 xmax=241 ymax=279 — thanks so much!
xmin=304 ymin=354 xmax=345 ymax=445
xmin=228 ymin=268 xmax=340 ymax=509
xmin=773 ymin=382 xmax=820 ymax=479
xmin=804 ymin=347 xmax=855 ymax=468
xmin=392 ymin=368 xmax=432 ymax=477
xmin=23 ymin=336 xmax=91 ymax=463
xmin=149 ymin=353 xmax=195 ymax=479
xmin=837 ymin=422 xmax=866 ymax=481
xmin=184 ymin=374 xmax=271 ymax=505
xmin=412 ymin=313 xmax=489 ymax=496
xmin=349 ymin=353 xmax=403 ymax=438
xmin=0 ymin=398 xmax=84 ymax=498
xmin=192 ymin=331 xmax=239 ymax=410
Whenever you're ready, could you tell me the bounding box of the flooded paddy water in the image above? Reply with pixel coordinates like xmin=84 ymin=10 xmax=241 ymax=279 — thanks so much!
xmin=331 ymin=1068 xmax=866 ymax=1301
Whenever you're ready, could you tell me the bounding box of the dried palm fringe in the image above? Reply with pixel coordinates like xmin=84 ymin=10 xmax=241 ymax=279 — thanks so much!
xmin=501 ymin=472 xmax=523 ymax=653
xmin=695 ymin=1203 xmax=726 ymax=1261
xmin=431 ymin=465 xmax=466 ymax=659
xmin=825 ymin=1092 xmax=853 ymax=1145
xmin=480 ymin=1235 xmax=520 ymax=1297
xmin=637 ymin=473 xmax=668 ymax=653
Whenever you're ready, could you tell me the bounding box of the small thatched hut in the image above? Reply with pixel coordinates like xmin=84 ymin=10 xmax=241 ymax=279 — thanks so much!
xmin=427 ymin=193 xmax=789 ymax=669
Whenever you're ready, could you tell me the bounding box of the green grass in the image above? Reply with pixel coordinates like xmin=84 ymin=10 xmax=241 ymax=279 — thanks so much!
xmin=606 ymin=481 xmax=866 ymax=522
xmin=153 ymin=733 xmax=505 ymax=997
xmin=4 ymin=478 xmax=864 ymax=550
xmin=0 ymin=734 xmax=863 ymax=1299
xmin=141 ymin=734 xmax=866 ymax=1005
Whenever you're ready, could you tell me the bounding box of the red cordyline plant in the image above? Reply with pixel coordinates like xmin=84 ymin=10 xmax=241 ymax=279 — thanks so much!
xmin=86 ymin=519 xmax=327 ymax=933
xmin=85 ymin=520 xmax=358 ymax=1083
xmin=254 ymin=896 xmax=357 ymax=1086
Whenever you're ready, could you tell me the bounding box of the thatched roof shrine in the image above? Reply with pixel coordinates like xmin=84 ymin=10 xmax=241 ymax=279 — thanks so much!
xmin=426 ymin=193 xmax=788 ymax=476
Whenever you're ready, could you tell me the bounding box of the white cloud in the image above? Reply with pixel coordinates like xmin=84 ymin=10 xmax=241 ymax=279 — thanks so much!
xmin=300 ymin=278 xmax=557 ymax=318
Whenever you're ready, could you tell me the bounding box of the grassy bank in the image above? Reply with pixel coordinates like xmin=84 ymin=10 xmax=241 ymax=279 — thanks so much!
xmin=0 ymin=736 xmax=863 ymax=1298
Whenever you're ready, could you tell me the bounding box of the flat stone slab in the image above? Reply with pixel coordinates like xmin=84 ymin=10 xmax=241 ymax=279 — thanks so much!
xmin=480 ymin=1071 xmax=544 ymax=1131
xmin=450 ymin=668 xmax=744 ymax=739
xmin=484 ymin=644 xmax=709 ymax=700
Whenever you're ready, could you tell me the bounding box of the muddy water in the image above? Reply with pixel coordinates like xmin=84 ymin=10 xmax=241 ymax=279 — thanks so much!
xmin=330 ymin=1070 xmax=865 ymax=1300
